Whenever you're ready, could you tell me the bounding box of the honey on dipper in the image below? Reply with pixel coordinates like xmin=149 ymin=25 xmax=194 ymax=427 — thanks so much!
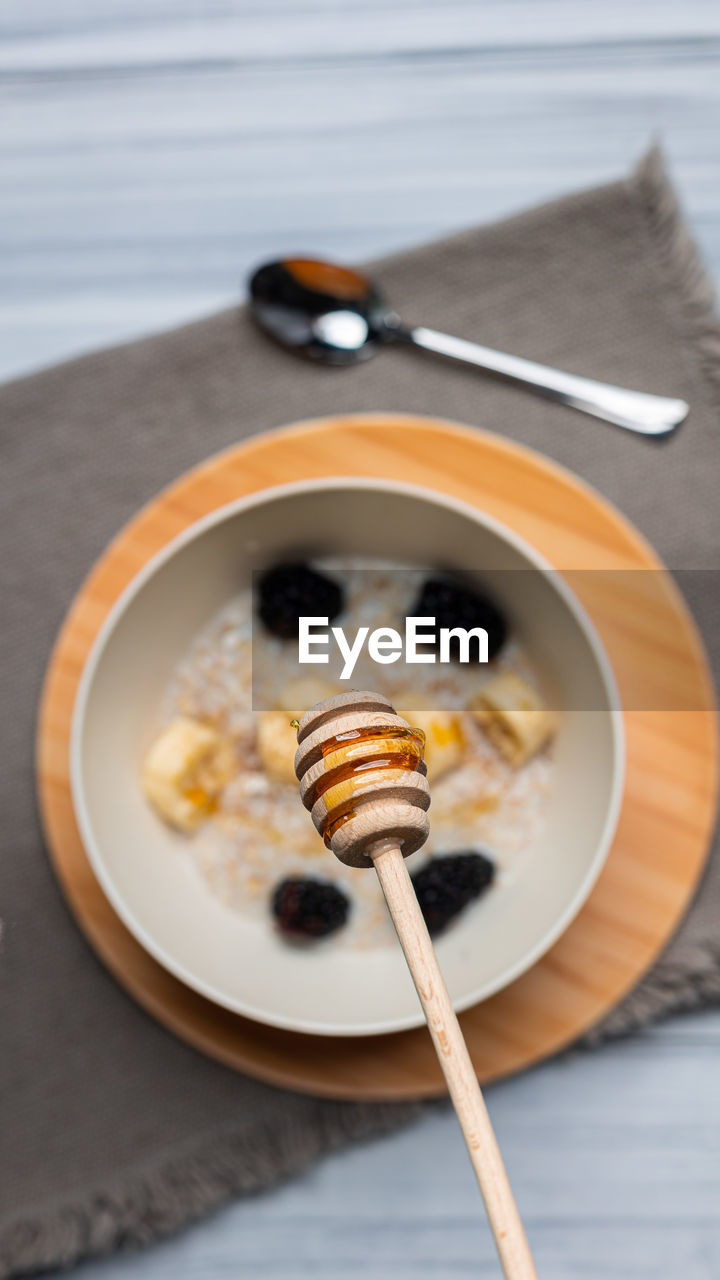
xmin=316 ymin=723 xmax=426 ymax=848
xmin=294 ymin=692 xmax=431 ymax=868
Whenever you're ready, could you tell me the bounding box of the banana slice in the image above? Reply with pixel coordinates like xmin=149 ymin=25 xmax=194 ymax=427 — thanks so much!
xmin=142 ymin=716 xmax=235 ymax=831
xmin=469 ymin=672 xmax=556 ymax=766
xmin=396 ymin=708 xmax=466 ymax=782
xmin=258 ymin=678 xmax=340 ymax=785
xmin=256 ymin=712 xmax=300 ymax=786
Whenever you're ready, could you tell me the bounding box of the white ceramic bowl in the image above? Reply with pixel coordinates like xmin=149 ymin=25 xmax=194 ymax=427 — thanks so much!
xmin=71 ymin=478 xmax=624 ymax=1036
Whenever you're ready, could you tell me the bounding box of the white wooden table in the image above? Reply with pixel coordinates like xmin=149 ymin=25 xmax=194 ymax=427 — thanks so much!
xmin=3 ymin=2 xmax=719 ymax=1276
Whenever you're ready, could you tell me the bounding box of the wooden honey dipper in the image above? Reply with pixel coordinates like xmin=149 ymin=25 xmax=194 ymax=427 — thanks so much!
xmin=294 ymin=691 xmax=538 ymax=1280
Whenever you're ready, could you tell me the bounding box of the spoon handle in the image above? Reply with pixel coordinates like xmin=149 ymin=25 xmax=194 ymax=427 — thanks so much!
xmin=404 ymin=325 xmax=688 ymax=436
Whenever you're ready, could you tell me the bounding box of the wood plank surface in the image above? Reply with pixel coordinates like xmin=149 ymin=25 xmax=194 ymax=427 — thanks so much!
xmin=67 ymin=1014 xmax=720 ymax=1280
xmin=2 ymin=0 xmax=720 ymax=380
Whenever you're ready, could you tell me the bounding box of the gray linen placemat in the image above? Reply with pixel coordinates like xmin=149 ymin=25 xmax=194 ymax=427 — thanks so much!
xmin=2 ymin=148 xmax=719 ymax=1278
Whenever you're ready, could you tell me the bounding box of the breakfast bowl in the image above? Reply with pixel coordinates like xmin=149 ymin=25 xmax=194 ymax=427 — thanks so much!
xmin=71 ymin=477 xmax=624 ymax=1037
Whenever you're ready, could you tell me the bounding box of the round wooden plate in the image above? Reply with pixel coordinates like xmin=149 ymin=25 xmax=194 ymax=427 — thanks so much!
xmin=37 ymin=414 xmax=717 ymax=1100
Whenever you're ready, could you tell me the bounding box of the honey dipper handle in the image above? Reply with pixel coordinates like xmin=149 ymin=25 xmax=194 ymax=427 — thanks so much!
xmin=371 ymin=841 xmax=539 ymax=1280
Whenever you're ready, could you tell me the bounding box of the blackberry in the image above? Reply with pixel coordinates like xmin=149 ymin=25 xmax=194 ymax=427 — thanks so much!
xmin=257 ymin=563 xmax=344 ymax=639
xmin=272 ymin=876 xmax=350 ymax=940
xmin=411 ymin=852 xmax=495 ymax=936
xmin=410 ymin=577 xmax=507 ymax=661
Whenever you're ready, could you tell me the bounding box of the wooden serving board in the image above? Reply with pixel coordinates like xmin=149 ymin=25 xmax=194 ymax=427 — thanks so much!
xmin=37 ymin=414 xmax=718 ymax=1100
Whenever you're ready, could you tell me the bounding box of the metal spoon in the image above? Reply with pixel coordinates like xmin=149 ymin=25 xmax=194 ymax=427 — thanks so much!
xmin=248 ymin=257 xmax=688 ymax=437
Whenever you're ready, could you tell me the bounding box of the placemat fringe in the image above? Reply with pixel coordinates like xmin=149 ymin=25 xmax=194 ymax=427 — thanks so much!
xmin=0 ymin=1101 xmax=418 ymax=1278
xmin=632 ymin=145 xmax=720 ymax=412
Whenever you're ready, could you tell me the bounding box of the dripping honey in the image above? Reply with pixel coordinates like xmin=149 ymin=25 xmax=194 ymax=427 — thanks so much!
xmin=311 ymin=724 xmax=426 ymax=847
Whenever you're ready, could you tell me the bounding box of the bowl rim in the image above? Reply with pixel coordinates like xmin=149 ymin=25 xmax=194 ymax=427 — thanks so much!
xmin=70 ymin=475 xmax=625 ymax=1036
